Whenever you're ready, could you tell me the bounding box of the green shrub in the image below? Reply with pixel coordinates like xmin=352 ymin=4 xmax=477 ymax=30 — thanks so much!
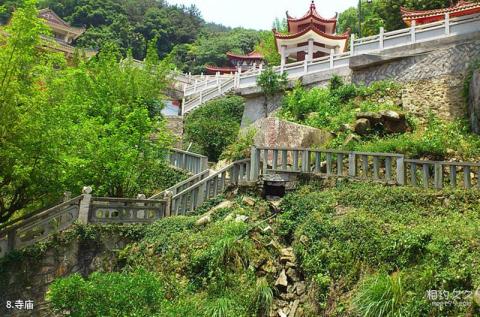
xmin=282 ymin=182 xmax=480 ymax=316
xmin=184 ymin=96 xmax=245 ymax=161
xmin=220 ymin=127 xmax=256 ymax=161
xmin=354 ymin=116 xmax=480 ymax=160
xmin=328 ymin=74 xmax=345 ymax=91
xmin=464 ymin=58 xmax=480 ymax=99
xmin=280 ymin=80 xmax=401 ymax=132
xmin=254 ymin=277 xmax=274 ymax=316
xmin=47 ymin=270 xmax=167 ymax=317
xmin=353 ymin=272 xmax=413 ymax=317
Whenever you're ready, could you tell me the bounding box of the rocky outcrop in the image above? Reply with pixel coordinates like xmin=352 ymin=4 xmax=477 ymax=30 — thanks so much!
xmin=247 ymin=117 xmax=333 ymax=149
xmin=468 ymin=70 xmax=480 ymax=134
xmin=195 ymin=200 xmax=234 ymax=226
xmin=354 ymin=110 xmax=408 ymax=136
xmin=263 ymin=243 xmax=309 ymax=317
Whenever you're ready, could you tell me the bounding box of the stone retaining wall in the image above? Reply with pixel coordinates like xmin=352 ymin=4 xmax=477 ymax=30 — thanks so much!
xmin=0 ymin=228 xmax=133 ymax=317
xmin=352 ymin=37 xmax=480 ymax=122
xmin=469 ymin=69 xmax=480 ymax=134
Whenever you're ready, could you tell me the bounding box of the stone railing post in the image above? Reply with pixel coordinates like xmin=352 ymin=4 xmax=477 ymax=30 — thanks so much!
xmin=350 ymin=33 xmax=355 ymax=56
xmin=348 ymin=153 xmax=357 ymax=177
xmin=396 ymin=156 xmax=406 ymax=185
xmin=379 ymin=27 xmax=384 ymax=49
xmin=78 ymin=186 xmax=92 ymax=224
xmin=250 ymin=146 xmax=260 ymax=181
xmin=136 ymin=194 xmax=146 ymax=220
xmin=164 ymin=191 xmax=173 ymax=217
xmin=329 ymin=49 xmax=334 ymax=69
xmin=444 ymin=13 xmax=450 ymax=35
xmin=201 ymin=157 xmax=209 ymax=172
xmin=411 ymin=20 xmax=416 ymax=43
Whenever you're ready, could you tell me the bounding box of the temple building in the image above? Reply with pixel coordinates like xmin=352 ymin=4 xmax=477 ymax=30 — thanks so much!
xmin=38 ymin=8 xmax=95 ymax=59
xmin=273 ymin=1 xmax=349 ymax=66
xmin=401 ymin=0 xmax=480 ymax=26
xmin=205 ymin=51 xmax=264 ymax=75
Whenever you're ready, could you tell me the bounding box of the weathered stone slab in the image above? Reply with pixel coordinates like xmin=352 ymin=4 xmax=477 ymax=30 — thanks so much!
xmin=246 ymin=118 xmax=333 ymax=149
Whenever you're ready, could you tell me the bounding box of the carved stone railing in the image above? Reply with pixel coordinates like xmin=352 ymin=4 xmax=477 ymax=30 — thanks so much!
xmin=404 ymin=160 xmax=480 ymax=189
xmin=150 ymin=170 xmax=210 ymax=200
xmin=250 ymin=146 xmax=480 ymax=190
xmin=182 ymin=77 xmax=235 ymax=114
xmin=169 ymin=148 xmax=209 ymax=175
xmin=170 ymin=159 xmax=251 ymax=215
xmin=0 ymin=148 xmax=209 ymax=258
xmin=0 ymin=195 xmax=84 ymax=258
xmin=89 ymin=197 xmax=167 ymax=224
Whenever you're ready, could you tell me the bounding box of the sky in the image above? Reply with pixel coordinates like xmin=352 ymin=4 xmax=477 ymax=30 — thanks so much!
xmin=166 ymin=0 xmax=359 ymax=30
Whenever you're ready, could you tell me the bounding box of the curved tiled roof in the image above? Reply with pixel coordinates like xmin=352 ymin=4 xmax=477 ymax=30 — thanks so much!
xmin=205 ymin=65 xmax=237 ymax=74
xmin=401 ymin=1 xmax=480 ymax=23
xmin=226 ymin=51 xmax=264 ymax=60
xmin=38 ymin=8 xmax=85 ymax=36
xmin=274 ymin=25 xmax=349 ymax=40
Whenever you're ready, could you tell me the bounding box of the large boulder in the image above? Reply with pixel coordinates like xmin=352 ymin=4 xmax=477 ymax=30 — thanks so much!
xmin=246 ymin=117 xmax=333 ymax=149
xmin=355 ymin=110 xmax=407 ymax=135
xmin=353 ymin=118 xmax=371 ymax=135
xmin=468 ymin=70 xmax=480 ymax=134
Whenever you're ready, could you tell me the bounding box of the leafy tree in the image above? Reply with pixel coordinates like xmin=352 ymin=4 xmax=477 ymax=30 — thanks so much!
xmin=0 ymin=0 xmax=72 ymax=222
xmin=184 ymin=96 xmax=245 ymax=161
xmin=256 ymin=67 xmax=288 ymax=117
xmin=171 ymin=28 xmax=262 ymax=74
xmin=54 ymin=41 xmax=175 ymax=197
xmin=0 ymin=1 xmax=179 ymax=223
xmin=255 ymin=30 xmax=280 ymax=66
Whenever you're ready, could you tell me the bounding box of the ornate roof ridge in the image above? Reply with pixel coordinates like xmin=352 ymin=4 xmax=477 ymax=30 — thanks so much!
xmin=286 ymin=1 xmax=337 ymax=23
xmin=274 ymin=24 xmax=349 ymax=40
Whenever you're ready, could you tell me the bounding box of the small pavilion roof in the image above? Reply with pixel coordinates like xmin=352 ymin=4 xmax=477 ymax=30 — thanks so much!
xmin=226 ymin=51 xmax=264 ymax=60
xmin=274 ymin=25 xmax=349 ymax=41
xmin=401 ymin=1 xmax=480 ymax=25
xmin=205 ymin=65 xmax=238 ymax=74
xmin=38 ymin=8 xmax=85 ymax=38
xmin=273 ymin=26 xmax=349 ymax=54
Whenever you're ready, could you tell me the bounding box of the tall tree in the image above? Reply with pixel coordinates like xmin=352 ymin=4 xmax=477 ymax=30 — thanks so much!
xmin=0 ymin=0 xmax=73 ymax=222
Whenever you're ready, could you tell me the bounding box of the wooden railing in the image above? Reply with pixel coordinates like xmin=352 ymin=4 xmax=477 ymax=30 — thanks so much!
xmin=170 ymin=159 xmax=251 ymax=215
xmin=250 ymin=146 xmax=480 ymax=190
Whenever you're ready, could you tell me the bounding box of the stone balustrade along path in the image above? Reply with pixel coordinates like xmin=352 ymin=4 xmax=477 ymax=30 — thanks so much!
xmin=2 ymin=145 xmax=480 ymax=259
